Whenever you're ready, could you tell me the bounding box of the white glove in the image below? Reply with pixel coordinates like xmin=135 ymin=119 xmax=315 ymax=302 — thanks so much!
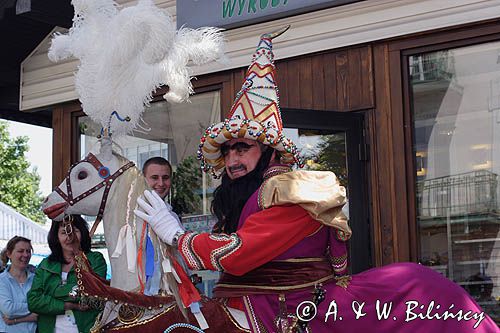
xmin=134 ymin=190 xmax=185 ymax=245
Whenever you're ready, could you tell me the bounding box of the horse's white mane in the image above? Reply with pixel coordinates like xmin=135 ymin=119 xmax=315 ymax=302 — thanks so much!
xmin=106 ymin=153 xmax=145 ymax=229
xmin=48 ymin=0 xmax=225 ymax=137
xmin=101 ymin=151 xmax=187 ymax=318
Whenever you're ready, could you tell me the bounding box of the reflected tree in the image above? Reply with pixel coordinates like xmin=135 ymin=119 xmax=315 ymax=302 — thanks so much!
xmin=171 ymin=156 xmax=202 ymax=215
xmin=303 ymin=134 xmax=347 ymax=186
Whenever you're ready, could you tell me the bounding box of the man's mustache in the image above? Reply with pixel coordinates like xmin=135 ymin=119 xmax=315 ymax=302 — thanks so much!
xmin=228 ymin=165 xmax=246 ymax=173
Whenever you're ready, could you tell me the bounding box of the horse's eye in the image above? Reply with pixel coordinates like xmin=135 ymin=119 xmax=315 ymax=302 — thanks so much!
xmin=77 ymin=171 xmax=88 ymax=180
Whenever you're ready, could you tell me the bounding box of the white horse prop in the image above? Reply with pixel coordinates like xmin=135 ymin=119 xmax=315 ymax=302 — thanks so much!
xmin=42 ymin=139 xmax=248 ymax=332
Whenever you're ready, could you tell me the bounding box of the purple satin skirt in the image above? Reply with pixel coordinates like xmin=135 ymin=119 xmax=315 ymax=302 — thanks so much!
xmin=246 ymin=262 xmax=499 ymax=332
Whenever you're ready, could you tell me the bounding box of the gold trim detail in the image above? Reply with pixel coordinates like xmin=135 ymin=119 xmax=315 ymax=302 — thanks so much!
xmin=117 ymin=304 xmax=145 ymax=324
xmin=217 ymin=274 xmax=334 ymax=291
xmin=272 ymin=257 xmax=326 ymax=263
xmin=243 ymin=296 xmax=269 ymax=333
xmin=220 ymin=303 xmax=252 ymax=332
xmin=109 ymin=304 xmax=176 ymax=330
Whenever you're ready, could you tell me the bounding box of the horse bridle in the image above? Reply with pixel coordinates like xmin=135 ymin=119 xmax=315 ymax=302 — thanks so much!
xmin=55 ymin=152 xmax=135 ymax=236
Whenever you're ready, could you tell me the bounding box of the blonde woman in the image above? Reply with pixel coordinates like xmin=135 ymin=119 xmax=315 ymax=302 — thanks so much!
xmin=0 ymin=236 xmax=37 ymax=333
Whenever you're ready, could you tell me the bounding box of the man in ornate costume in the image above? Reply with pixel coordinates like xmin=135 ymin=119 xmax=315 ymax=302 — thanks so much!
xmin=135 ymin=28 xmax=498 ymax=332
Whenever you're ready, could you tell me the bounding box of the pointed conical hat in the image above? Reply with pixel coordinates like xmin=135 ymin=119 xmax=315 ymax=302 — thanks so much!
xmin=197 ymin=26 xmax=302 ymax=177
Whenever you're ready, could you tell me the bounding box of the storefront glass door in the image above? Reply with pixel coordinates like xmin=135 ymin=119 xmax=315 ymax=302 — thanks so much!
xmin=283 ymin=109 xmax=371 ymax=273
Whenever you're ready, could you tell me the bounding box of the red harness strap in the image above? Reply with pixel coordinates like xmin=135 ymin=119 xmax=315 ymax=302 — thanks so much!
xmin=55 ymin=153 xmax=135 ymax=236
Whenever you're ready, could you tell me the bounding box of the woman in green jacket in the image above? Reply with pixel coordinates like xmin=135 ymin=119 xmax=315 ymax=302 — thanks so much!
xmin=27 ymin=216 xmax=107 ymax=333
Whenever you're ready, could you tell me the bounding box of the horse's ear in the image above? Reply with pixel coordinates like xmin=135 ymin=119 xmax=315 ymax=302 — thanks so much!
xmin=100 ymin=136 xmax=113 ymax=161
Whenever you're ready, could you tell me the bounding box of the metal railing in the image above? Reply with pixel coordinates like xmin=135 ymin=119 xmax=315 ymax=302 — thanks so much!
xmin=409 ymin=53 xmax=453 ymax=84
xmin=417 ymin=170 xmax=498 ymax=218
xmin=0 ymin=201 xmax=48 ymax=243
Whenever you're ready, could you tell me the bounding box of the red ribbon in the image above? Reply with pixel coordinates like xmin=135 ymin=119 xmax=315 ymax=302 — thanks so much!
xmin=169 ymin=254 xmax=201 ymax=308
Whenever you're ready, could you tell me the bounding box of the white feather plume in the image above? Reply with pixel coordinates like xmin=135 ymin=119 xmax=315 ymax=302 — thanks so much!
xmin=161 ymin=27 xmax=226 ymax=102
xmin=48 ymin=0 xmax=224 ymax=136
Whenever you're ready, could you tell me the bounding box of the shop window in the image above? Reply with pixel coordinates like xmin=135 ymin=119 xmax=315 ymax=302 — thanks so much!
xmin=410 ymin=41 xmax=500 ymax=322
xmin=78 ymin=91 xmax=222 ymax=295
xmin=79 ymin=90 xmax=221 ymax=218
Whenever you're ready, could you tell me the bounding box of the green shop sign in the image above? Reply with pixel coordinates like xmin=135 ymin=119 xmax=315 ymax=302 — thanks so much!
xmin=177 ymin=0 xmax=364 ymax=30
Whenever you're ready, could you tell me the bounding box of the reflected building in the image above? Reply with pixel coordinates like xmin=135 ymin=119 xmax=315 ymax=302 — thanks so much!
xmin=412 ymin=44 xmax=500 ymax=320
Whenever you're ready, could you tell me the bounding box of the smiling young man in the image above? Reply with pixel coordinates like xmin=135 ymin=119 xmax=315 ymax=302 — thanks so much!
xmin=142 ymin=157 xmax=172 ymax=200
xmin=134 ymin=28 xmax=497 ymax=333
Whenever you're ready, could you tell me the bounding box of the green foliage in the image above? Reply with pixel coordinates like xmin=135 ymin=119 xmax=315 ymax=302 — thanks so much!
xmin=303 ymin=134 xmax=348 ymax=186
xmin=171 ymin=156 xmax=202 ymax=215
xmin=0 ymin=121 xmax=45 ymax=223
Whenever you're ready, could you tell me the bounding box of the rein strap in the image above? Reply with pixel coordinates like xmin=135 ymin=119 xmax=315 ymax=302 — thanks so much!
xmin=55 ymin=153 xmax=135 ymax=236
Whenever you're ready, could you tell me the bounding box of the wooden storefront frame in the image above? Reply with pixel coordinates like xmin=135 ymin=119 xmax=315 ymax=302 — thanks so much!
xmin=51 ymin=41 xmax=378 ymax=267
xmin=52 ymin=102 xmax=82 ymax=188
xmin=52 ymin=18 xmax=500 ymax=268
xmin=381 ymin=19 xmax=500 ymax=264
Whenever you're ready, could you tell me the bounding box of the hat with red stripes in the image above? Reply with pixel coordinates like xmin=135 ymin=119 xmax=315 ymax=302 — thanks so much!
xmin=197 ymin=26 xmax=302 ymax=177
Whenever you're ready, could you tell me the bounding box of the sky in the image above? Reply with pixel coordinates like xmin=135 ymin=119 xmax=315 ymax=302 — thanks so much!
xmin=7 ymin=120 xmax=53 ymax=197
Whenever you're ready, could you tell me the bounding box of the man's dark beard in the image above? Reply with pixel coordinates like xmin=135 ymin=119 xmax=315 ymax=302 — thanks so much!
xmin=211 ymin=148 xmax=274 ymax=233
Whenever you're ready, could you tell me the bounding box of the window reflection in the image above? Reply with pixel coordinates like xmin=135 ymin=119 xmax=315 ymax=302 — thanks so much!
xmin=78 ymin=91 xmax=222 ymax=296
xmin=283 ymin=128 xmax=348 ymax=185
xmin=411 ymin=42 xmax=500 ymax=323
xmin=79 ymin=91 xmax=221 ymax=218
